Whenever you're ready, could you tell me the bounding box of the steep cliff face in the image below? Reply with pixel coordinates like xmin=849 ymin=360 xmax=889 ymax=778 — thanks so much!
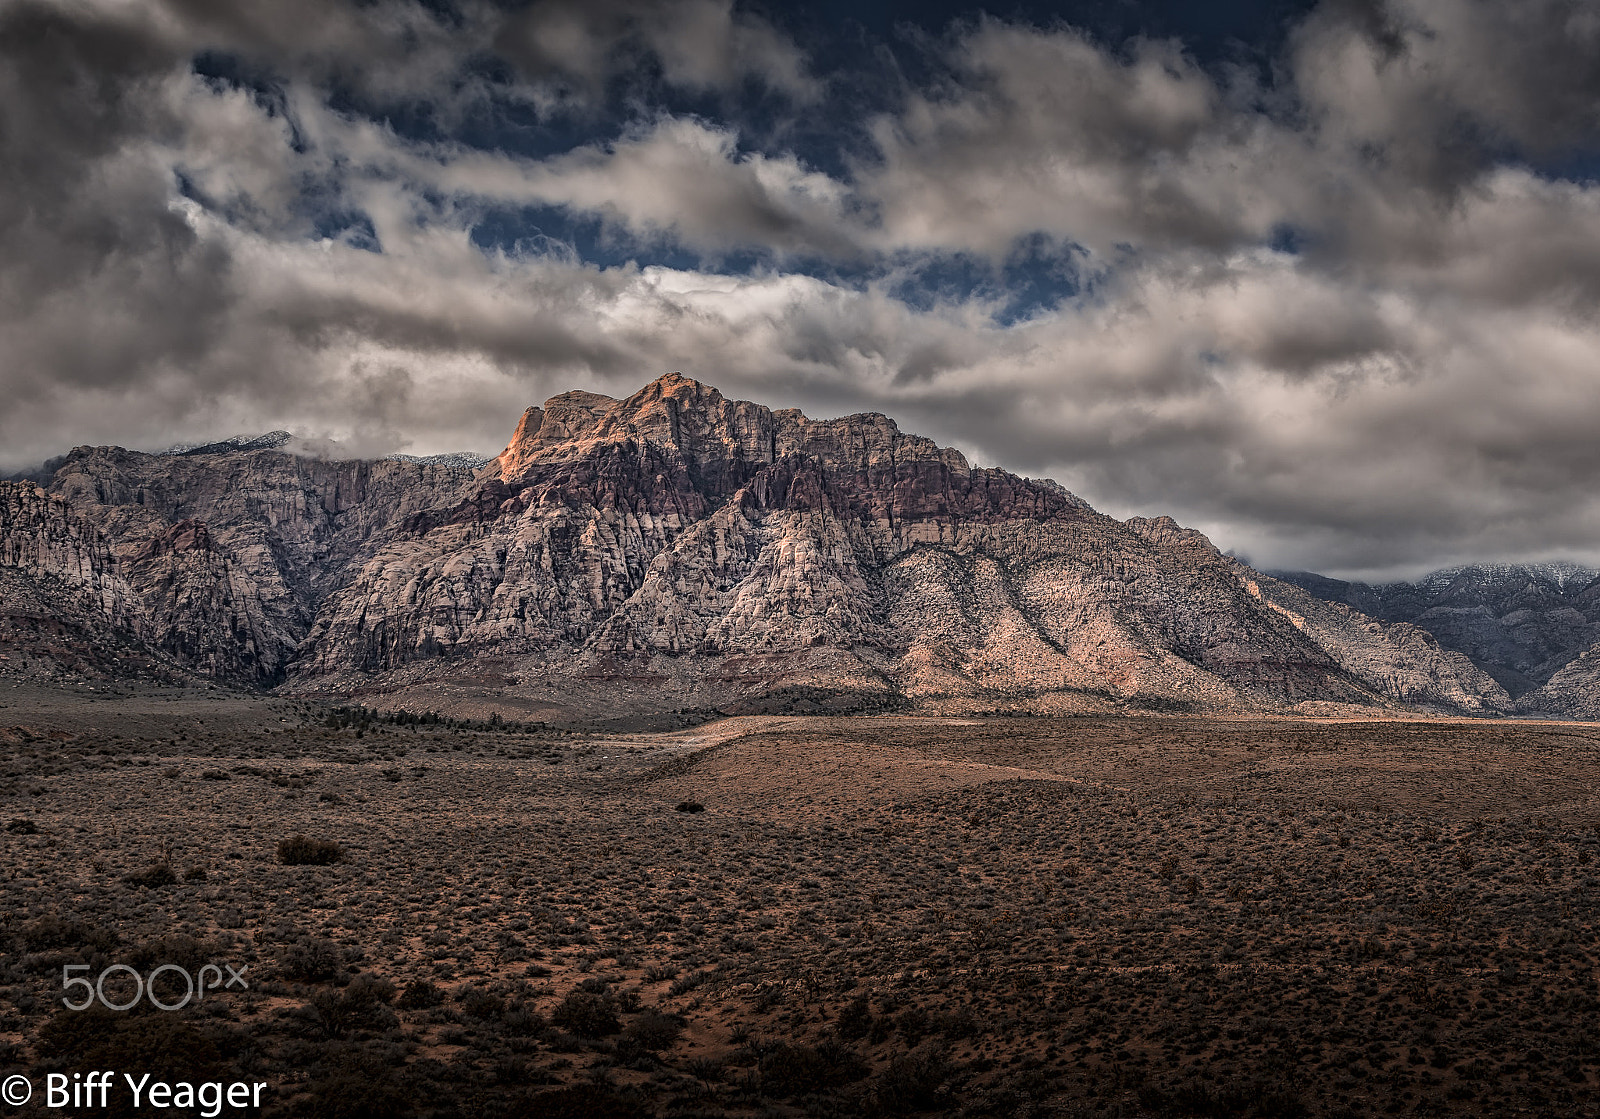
xmin=1240 ymin=573 xmax=1513 ymax=714
xmin=0 ymin=373 xmax=1528 ymax=715
xmin=0 ymin=481 xmax=134 ymax=626
xmin=0 ymin=481 xmax=166 ymax=679
xmin=1520 ymin=643 xmax=1600 ymax=718
xmin=4 ymin=448 xmax=476 ymax=683
xmin=287 ymin=374 xmax=1509 ymax=715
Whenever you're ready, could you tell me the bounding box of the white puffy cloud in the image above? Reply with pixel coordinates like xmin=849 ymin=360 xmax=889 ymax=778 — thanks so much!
xmin=420 ymin=117 xmax=857 ymax=257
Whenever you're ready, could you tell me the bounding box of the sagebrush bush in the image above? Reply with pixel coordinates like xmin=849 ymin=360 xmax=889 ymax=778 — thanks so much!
xmin=123 ymin=862 xmax=178 ymax=889
xmin=874 ymin=1047 xmax=954 ymax=1115
xmin=836 ymin=993 xmax=873 ymax=1040
xmin=551 ymin=990 xmax=619 ymax=1038
xmin=459 ymin=986 xmax=505 ymax=1019
xmin=757 ymin=1039 xmax=868 ymax=1098
xmin=397 ymin=978 xmax=444 ymax=1010
xmin=623 ymin=1009 xmax=684 ymax=1051
xmin=22 ymin=915 xmax=118 ymax=953
xmin=281 ymin=938 xmax=344 ymax=983
xmin=37 ymin=1008 xmax=224 ymax=1082
xmin=278 ymin=834 xmax=345 ymax=866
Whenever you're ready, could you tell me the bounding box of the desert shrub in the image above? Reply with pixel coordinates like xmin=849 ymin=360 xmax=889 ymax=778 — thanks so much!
xmin=514 ymin=1084 xmax=648 ymax=1119
xmin=459 ymin=985 xmax=505 ymax=1019
xmin=552 ymin=990 xmax=620 ymax=1038
xmin=123 ymin=862 xmax=178 ymax=889
xmin=932 ymin=1009 xmax=977 ymax=1040
xmin=623 ymin=1009 xmax=684 ymax=1051
xmin=873 ymin=1047 xmax=953 ymax=1114
xmin=836 ymin=993 xmax=874 ymax=1040
xmin=667 ymin=970 xmax=708 ymax=997
xmin=896 ymin=1006 xmax=931 ymax=1045
xmin=281 ymin=938 xmax=344 ymax=983
xmin=686 ymin=1056 xmax=724 ymax=1084
xmin=309 ymin=981 xmax=399 ymax=1038
xmin=21 ymin=915 xmax=117 ymax=953
xmin=758 ymin=1040 xmax=868 ymax=1098
xmin=397 ymin=979 xmax=444 ymax=1009
xmin=127 ymin=933 xmax=209 ymax=974
xmin=278 ymin=834 xmax=345 ymax=866
xmin=304 ymin=1048 xmax=410 ymax=1119
xmin=37 ymin=1008 xmax=225 ymax=1093
xmin=503 ymin=1003 xmax=546 ymax=1037
xmin=1136 ymin=1079 xmax=1308 ymax=1118
xmin=347 ymin=973 xmax=397 ymax=1004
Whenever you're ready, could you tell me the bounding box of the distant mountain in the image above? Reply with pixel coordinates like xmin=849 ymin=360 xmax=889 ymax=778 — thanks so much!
xmin=386 ymin=451 xmax=494 ymax=469
xmin=0 ymin=374 xmax=1521 ymax=718
xmin=163 ymin=431 xmax=294 ymax=456
xmin=1416 ymin=561 xmax=1598 ymax=594
xmin=160 ymin=434 xmax=493 ymax=470
xmin=1272 ymin=563 xmax=1600 ymax=700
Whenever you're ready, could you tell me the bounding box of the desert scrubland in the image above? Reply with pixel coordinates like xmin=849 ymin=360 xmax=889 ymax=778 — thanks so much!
xmin=3 ymin=684 xmax=1599 ymax=1117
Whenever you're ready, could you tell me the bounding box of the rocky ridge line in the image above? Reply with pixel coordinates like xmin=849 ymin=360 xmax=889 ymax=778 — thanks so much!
xmin=0 ymin=373 xmax=1527 ymax=717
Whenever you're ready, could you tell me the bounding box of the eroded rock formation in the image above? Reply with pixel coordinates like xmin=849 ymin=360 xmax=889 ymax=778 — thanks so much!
xmin=0 ymin=373 xmax=1524 ymax=716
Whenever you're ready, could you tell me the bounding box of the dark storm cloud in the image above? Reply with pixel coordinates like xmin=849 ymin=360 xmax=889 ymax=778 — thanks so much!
xmin=4 ymin=0 xmax=1600 ymax=578
xmin=0 ymin=3 xmax=236 ymax=399
xmin=1294 ymin=0 xmax=1600 ymax=189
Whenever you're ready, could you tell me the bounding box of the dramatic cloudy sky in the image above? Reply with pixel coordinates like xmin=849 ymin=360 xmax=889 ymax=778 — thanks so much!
xmin=4 ymin=0 xmax=1600 ymax=578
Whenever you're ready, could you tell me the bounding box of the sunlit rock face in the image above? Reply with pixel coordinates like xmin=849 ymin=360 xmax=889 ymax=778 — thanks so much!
xmin=0 ymin=374 xmax=1516 ymax=716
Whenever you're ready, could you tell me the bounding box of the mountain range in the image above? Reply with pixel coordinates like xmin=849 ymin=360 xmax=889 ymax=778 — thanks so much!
xmin=3 ymin=372 xmax=1592 ymax=721
xmin=1273 ymin=564 xmax=1600 ymax=718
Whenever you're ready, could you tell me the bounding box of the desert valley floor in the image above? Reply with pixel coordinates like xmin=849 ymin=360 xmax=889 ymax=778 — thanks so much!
xmin=4 ymin=683 xmax=1600 ymax=1118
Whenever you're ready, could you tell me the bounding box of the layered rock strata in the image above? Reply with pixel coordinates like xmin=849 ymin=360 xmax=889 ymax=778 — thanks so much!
xmin=0 ymin=373 xmax=1519 ymax=716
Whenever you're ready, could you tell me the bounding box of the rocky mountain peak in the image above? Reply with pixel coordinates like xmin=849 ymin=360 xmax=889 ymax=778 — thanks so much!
xmin=0 ymin=375 xmax=1530 ymax=719
xmin=491 ymin=373 xmax=845 ymax=496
